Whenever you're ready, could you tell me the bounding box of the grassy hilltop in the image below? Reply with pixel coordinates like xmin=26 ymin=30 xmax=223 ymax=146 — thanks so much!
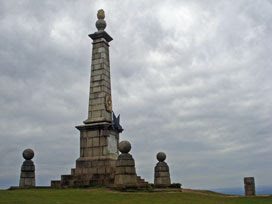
xmin=0 ymin=188 xmax=271 ymax=204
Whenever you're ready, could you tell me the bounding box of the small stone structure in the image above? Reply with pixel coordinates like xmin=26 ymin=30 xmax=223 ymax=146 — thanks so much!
xmin=154 ymin=152 xmax=171 ymax=187
xmin=114 ymin=141 xmax=149 ymax=189
xmin=114 ymin=141 xmax=137 ymax=188
xmin=244 ymin=177 xmax=256 ymax=196
xmin=19 ymin=149 xmax=35 ymax=188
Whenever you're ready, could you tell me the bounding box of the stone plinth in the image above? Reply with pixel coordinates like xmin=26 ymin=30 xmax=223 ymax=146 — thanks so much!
xmin=19 ymin=149 xmax=35 ymax=188
xmin=244 ymin=177 xmax=256 ymax=196
xmin=114 ymin=153 xmax=137 ymax=188
xmin=114 ymin=141 xmax=150 ymax=189
xmin=154 ymin=152 xmax=171 ymax=187
xmin=51 ymin=123 xmax=120 ymax=188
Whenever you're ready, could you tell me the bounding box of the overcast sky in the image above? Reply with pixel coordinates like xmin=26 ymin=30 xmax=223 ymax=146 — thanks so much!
xmin=0 ymin=0 xmax=272 ymax=190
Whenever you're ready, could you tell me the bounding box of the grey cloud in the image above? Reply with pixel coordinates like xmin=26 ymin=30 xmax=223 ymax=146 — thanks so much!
xmin=0 ymin=0 xmax=271 ymax=190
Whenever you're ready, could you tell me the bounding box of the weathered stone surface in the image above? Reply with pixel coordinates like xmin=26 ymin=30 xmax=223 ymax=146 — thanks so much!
xmin=114 ymin=153 xmax=137 ymax=188
xmin=117 ymin=153 xmax=133 ymax=160
xmin=114 ymin=142 xmax=137 ymax=188
xmin=154 ymin=153 xmax=171 ymax=188
xmin=244 ymin=177 xmax=256 ymax=196
xmin=84 ymin=34 xmax=113 ymax=124
xmin=21 ymin=160 xmax=35 ymax=171
xmin=114 ymin=142 xmax=150 ymax=189
xmin=156 ymin=152 xmax=166 ymax=162
xmin=19 ymin=149 xmax=35 ymax=188
xmin=118 ymin=141 xmax=131 ymax=153
xmin=51 ymin=11 xmax=122 ymax=188
xmin=51 ymin=180 xmax=61 ymax=188
xmin=114 ymin=174 xmax=137 ymax=187
xmin=23 ymin=149 xmax=34 ymax=160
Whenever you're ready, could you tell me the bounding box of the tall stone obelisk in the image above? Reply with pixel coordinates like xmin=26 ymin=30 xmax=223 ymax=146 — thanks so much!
xmin=51 ymin=9 xmax=123 ymax=188
xmin=84 ymin=9 xmax=113 ymax=124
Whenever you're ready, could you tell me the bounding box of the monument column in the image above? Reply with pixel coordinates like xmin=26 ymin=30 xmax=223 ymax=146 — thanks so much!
xmin=73 ymin=10 xmax=122 ymax=186
xmin=51 ymin=9 xmax=123 ymax=188
xmin=84 ymin=9 xmax=113 ymax=124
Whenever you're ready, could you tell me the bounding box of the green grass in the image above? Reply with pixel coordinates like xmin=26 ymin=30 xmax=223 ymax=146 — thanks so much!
xmin=0 ymin=188 xmax=271 ymax=204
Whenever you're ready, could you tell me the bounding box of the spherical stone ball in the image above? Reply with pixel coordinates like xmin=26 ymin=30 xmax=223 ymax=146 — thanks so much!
xmin=23 ymin=148 xmax=34 ymax=160
xmin=118 ymin=140 xmax=131 ymax=153
xmin=156 ymin=152 xmax=166 ymax=162
xmin=96 ymin=19 xmax=107 ymax=31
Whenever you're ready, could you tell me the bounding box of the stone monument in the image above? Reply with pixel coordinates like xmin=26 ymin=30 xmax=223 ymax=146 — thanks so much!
xmin=114 ymin=141 xmax=137 ymax=188
xmin=154 ymin=152 xmax=171 ymax=187
xmin=51 ymin=9 xmax=123 ymax=188
xmin=19 ymin=149 xmax=35 ymax=188
xmin=114 ymin=141 xmax=150 ymax=189
xmin=244 ymin=177 xmax=256 ymax=196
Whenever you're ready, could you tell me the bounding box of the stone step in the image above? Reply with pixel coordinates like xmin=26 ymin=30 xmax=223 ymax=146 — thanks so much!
xmin=138 ymin=182 xmax=151 ymax=189
xmin=137 ymin=177 xmax=143 ymax=180
xmin=51 ymin=180 xmax=61 ymax=188
xmin=71 ymin=168 xmax=76 ymax=176
xmin=136 ymin=176 xmax=150 ymax=186
xmin=60 ymin=174 xmax=76 ymax=187
xmin=61 ymin=174 xmax=74 ymax=180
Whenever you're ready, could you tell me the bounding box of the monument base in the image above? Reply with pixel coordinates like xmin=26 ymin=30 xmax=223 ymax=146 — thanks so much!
xmin=154 ymin=161 xmax=171 ymax=188
xmin=51 ymin=122 xmax=119 ymax=188
xmin=51 ymin=159 xmax=116 ymax=188
xmin=20 ymin=159 xmax=35 ymax=188
xmin=113 ymin=144 xmax=150 ymax=190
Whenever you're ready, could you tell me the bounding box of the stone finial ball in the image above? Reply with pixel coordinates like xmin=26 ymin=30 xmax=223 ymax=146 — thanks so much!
xmin=97 ymin=9 xmax=105 ymax=19
xmin=23 ymin=148 xmax=34 ymax=160
xmin=118 ymin=140 xmax=131 ymax=153
xmin=95 ymin=9 xmax=106 ymax=31
xmin=157 ymin=152 xmax=166 ymax=162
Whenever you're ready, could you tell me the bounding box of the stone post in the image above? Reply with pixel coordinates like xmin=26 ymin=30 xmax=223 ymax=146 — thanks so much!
xmin=19 ymin=149 xmax=35 ymax=188
xmin=154 ymin=152 xmax=171 ymax=188
xmin=114 ymin=141 xmax=138 ymax=189
xmin=244 ymin=177 xmax=256 ymax=196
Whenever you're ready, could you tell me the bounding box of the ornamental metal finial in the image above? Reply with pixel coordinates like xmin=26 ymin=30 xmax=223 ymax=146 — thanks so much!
xmin=96 ymin=9 xmax=106 ymax=31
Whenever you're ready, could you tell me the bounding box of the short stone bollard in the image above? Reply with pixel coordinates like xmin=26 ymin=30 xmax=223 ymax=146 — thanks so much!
xmin=19 ymin=148 xmax=35 ymax=188
xmin=154 ymin=152 xmax=171 ymax=188
xmin=114 ymin=141 xmax=137 ymax=189
xmin=244 ymin=177 xmax=255 ymax=196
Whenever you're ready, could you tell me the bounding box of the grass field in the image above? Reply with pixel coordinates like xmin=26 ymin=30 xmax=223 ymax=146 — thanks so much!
xmin=0 ymin=188 xmax=271 ymax=204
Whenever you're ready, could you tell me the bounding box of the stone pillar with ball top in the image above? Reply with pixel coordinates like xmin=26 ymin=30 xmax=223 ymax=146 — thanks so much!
xmin=19 ymin=149 xmax=35 ymax=188
xmin=154 ymin=152 xmax=171 ymax=187
xmin=51 ymin=9 xmax=123 ymax=188
xmin=114 ymin=141 xmax=150 ymax=189
xmin=114 ymin=141 xmax=137 ymax=189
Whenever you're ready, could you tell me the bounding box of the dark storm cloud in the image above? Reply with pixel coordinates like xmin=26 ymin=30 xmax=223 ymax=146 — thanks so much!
xmin=0 ymin=0 xmax=271 ymax=189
